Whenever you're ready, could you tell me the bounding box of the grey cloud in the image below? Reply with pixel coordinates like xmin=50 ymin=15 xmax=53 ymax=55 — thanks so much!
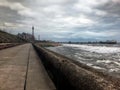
xmin=97 ymin=1 xmax=120 ymax=16
xmin=0 ymin=0 xmax=120 ymax=41
xmin=0 ymin=6 xmax=23 ymax=27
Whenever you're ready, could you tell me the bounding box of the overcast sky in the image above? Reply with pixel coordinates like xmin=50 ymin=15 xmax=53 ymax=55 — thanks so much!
xmin=0 ymin=0 xmax=120 ymax=41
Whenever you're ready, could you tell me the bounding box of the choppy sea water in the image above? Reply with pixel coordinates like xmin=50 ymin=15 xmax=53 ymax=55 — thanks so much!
xmin=47 ymin=44 xmax=120 ymax=78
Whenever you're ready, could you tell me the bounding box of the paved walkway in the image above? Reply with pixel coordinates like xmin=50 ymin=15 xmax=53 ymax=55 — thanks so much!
xmin=0 ymin=44 xmax=56 ymax=90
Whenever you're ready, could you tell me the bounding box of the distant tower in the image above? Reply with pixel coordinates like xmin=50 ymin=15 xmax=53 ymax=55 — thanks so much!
xmin=38 ymin=35 xmax=40 ymax=41
xmin=32 ymin=26 xmax=34 ymax=40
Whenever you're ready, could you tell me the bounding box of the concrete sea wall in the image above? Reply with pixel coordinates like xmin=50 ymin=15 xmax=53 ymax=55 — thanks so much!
xmin=33 ymin=44 xmax=120 ymax=90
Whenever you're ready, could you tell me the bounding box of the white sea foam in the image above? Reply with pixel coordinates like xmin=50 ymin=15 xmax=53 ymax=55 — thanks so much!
xmin=86 ymin=63 xmax=93 ymax=66
xmin=114 ymin=61 xmax=120 ymax=66
xmin=96 ymin=60 xmax=112 ymax=64
xmin=109 ymin=68 xmax=120 ymax=72
xmin=97 ymin=60 xmax=120 ymax=66
xmin=92 ymin=66 xmax=105 ymax=70
xmin=63 ymin=44 xmax=120 ymax=53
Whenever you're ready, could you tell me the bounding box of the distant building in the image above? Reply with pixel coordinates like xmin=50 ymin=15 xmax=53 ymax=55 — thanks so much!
xmin=99 ymin=40 xmax=117 ymax=44
xmin=17 ymin=33 xmax=34 ymax=42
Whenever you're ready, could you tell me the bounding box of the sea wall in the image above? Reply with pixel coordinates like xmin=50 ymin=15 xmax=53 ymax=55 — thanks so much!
xmin=33 ymin=44 xmax=120 ymax=90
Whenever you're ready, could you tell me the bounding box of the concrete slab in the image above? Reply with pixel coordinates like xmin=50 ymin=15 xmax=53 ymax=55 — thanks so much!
xmin=26 ymin=45 xmax=56 ymax=90
xmin=0 ymin=44 xmax=30 ymax=90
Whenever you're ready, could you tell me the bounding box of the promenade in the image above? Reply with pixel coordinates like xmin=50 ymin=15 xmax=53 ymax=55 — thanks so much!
xmin=0 ymin=44 xmax=55 ymax=90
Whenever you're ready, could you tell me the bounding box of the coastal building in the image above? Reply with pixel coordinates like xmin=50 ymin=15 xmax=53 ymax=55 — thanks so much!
xmin=17 ymin=33 xmax=34 ymax=42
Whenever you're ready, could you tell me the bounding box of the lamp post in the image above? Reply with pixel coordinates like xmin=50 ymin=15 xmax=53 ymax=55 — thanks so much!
xmin=38 ymin=35 xmax=40 ymax=41
xmin=32 ymin=26 xmax=34 ymax=41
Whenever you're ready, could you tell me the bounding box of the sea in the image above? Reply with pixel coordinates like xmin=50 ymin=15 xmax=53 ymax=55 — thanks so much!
xmin=47 ymin=44 xmax=120 ymax=78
